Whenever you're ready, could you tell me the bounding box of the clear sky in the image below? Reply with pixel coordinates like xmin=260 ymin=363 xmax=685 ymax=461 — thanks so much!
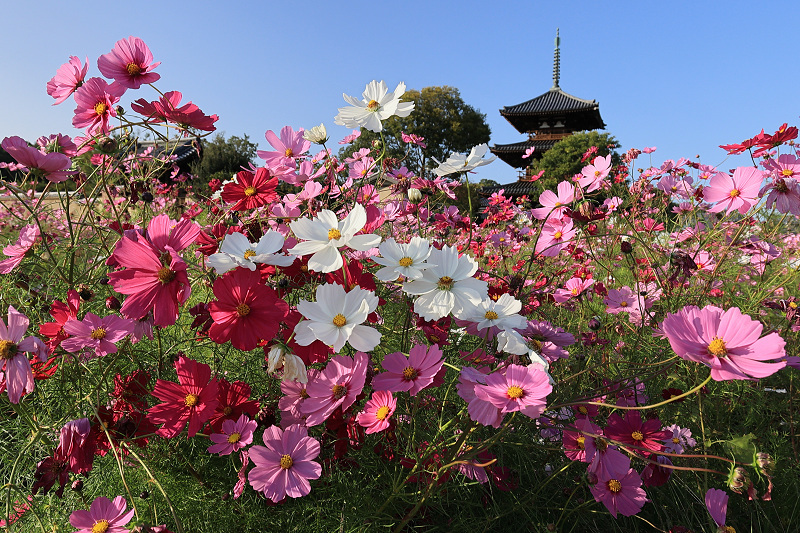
xmin=2 ymin=0 xmax=799 ymax=186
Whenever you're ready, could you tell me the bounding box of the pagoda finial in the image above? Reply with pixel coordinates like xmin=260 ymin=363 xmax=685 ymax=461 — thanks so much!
xmin=552 ymin=28 xmax=561 ymax=89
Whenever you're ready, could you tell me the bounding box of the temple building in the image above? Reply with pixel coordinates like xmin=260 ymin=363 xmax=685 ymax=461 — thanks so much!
xmin=484 ymin=30 xmax=605 ymax=200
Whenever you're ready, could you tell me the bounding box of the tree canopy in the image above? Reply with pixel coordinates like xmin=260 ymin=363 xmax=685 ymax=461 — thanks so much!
xmin=192 ymin=133 xmax=258 ymax=183
xmin=338 ymin=86 xmax=491 ymax=176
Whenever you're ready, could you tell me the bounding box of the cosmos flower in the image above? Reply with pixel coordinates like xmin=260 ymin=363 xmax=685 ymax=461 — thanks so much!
xmin=248 ymin=424 xmax=322 ymax=502
xmin=68 ymin=496 xmax=135 ymax=533
xmin=334 ymin=80 xmax=414 ymax=133
xmin=0 ymin=306 xmax=48 ymax=403
xmin=220 ymin=167 xmax=279 ymax=211
xmin=61 ymin=313 xmax=135 ymax=358
xmin=373 ymin=236 xmax=434 ymax=282
xmin=0 ymin=224 xmax=39 ymax=274
xmin=474 ymin=364 xmax=552 ymax=418
xmin=704 ymin=167 xmax=763 ymax=215
xmin=97 ymin=36 xmax=161 ymax=90
xmin=1 ymin=136 xmax=74 ymax=183
xmin=372 ymin=344 xmax=444 ymax=396
xmin=72 ymin=77 xmax=126 ymax=134
xmin=356 ymin=390 xmax=396 ymax=434
xmin=207 ymin=230 xmax=294 ymax=274
xmin=589 ymin=454 xmax=648 ymax=518
xmin=46 ymin=56 xmax=88 ymax=105
xmin=300 ymin=352 xmax=368 ymax=427
xmin=258 ymin=126 xmax=310 ymax=168
xmin=432 ymin=143 xmax=496 ymax=177
xmin=208 ymin=414 xmax=257 ymax=456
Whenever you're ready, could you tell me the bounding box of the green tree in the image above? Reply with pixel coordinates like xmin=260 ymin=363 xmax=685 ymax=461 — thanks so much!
xmin=526 ymin=131 xmax=621 ymax=198
xmin=338 ymin=86 xmax=491 ymax=176
xmin=192 ymin=133 xmax=258 ymax=183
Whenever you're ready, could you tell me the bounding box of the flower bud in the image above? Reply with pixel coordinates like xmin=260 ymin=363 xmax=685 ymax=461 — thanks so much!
xmin=303 ymin=123 xmax=328 ymax=144
xmin=71 ymin=479 xmax=84 ymax=492
xmin=105 ymin=296 xmax=121 ymax=311
xmin=728 ymin=466 xmax=750 ymax=494
xmin=371 ymin=139 xmax=382 ymax=149
xmin=408 ymin=188 xmax=422 ymax=202
xmin=621 ymin=240 xmax=633 ymax=254
xmin=588 ymin=317 xmax=602 ymax=331
xmin=756 ymin=452 xmax=774 ymax=475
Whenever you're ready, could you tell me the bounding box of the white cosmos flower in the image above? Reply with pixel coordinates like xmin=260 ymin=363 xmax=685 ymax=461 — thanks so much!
xmin=403 ymin=245 xmax=488 ymax=321
xmin=288 ymin=203 xmax=381 ymax=273
xmin=432 ymin=143 xmax=497 ymax=177
xmin=266 ymin=345 xmax=308 ymax=383
xmin=303 ymin=123 xmax=328 ymax=144
xmin=496 ymin=329 xmax=530 ymax=355
xmin=334 ymin=80 xmax=415 ymax=133
xmin=294 ymin=283 xmax=381 ymax=353
xmin=207 ymin=230 xmax=294 ymax=274
xmin=373 ymin=236 xmax=435 ymax=282
xmin=460 ymin=294 xmax=527 ymax=332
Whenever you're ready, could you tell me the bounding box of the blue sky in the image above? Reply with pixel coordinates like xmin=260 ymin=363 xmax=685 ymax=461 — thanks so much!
xmin=2 ymin=0 xmax=799 ymax=185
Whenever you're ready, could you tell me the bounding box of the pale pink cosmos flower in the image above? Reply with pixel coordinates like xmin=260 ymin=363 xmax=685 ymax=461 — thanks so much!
xmin=339 ymin=129 xmax=361 ymax=144
xmin=531 ymin=181 xmax=575 ymax=220
xmin=356 ymin=390 xmax=397 ymax=434
xmin=521 ymin=146 xmax=535 ymax=159
xmin=0 ymin=306 xmax=47 ymax=403
xmin=1 ymin=136 xmax=74 ymax=183
xmin=474 ymin=364 xmax=552 ymax=419
xmin=553 ymin=277 xmax=594 ymax=304
xmin=704 ymin=167 xmax=764 ymax=215
xmin=248 ymin=424 xmax=322 ymax=502
xmin=300 ymin=352 xmax=368 ymax=426
xmin=577 ymin=154 xmax=612 ymax=192
xmin=46 ymin=56 xmax=88 ymax=105
xmin=535 ymin=217 xmax=575 ymax=257
xmin=68 ymin=495 xmax=135 ymax=533
xmin=258 ymin=126 xmax=310 ymax=169
xmin=0 ymin=224 xmax=39 ymax=274
xmin=97 ymin=36 xmax=161 ymax=90
xmin=61 ymin=312 xmax=135 ymax=358
xmin=208 ymin=414 xmax=257 ymax=456
xmin=662 ymin=424 xmax=696 ymax=454
xmin=72 ymin=77 xmax=125 ymax=134
xmin=372 ymin=344 xmax=444 ymax=396
xmin=705 ymin=488 xmax=729 ymax=529
xmin=604 ymin=286 xmax=641 ymax=316
xmin=457 ymin=367 xmax=503 ymax=428
xmin=660 ymin=305 xmax=786 ymax=381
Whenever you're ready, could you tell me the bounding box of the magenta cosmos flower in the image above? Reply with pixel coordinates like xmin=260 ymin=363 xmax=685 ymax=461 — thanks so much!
xmin=72 ymin=77 xmax=125 ymax=134
xmin=604 ymin=411 xmax=670 ymax=457
xmin=208 ymin=414 xmax=257 ymax=456
xmin=61 ymin=312 xmax=135 ymax=358
xmin=301 ymin=352 xmax=368 ymax=426
xmin=97 ymin=36 xmax=161 ymax=90
xmin=257 ymin=126 xmax=311 ymax=168
xmin=0 ymin=224 xmax=39 ymax=274
xmin=69 ymin=495 xmax=134 ymax=533
xmin=0 ymin=306 xmax=47 ymax=403
xmin=1 ymin=136 xmax=74 ymax=183
xmin=474 ymin=364 xmax=552 ymax=419
xmin=47 ymin=56 xmax=88 ymax=105
xmin=356 ymin=390 xmax=396 ymax=434
xmin=704 ymin=167 xmax=763 ymax=215
xmin=148 ymin=356 xmax=219 ymax=438
xmin=249 ymin=424 xmax=322 ymax=502
xmin=372 ymin=344 xmax=444 ymax=396
xmin=660 ymin=305 xmax=786 ymax=381
xmin=131 ymin=90 xmax=218 ymax=132
xmin=705 ymin=488 xmax=729 ymax=530
xmin=589 ymin=455 xmax=647 ymax=518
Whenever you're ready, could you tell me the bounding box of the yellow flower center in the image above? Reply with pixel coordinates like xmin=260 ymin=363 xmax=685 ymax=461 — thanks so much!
xmin=620 ymin=301 xmax=628 ymax=307
xmin=402 ymin=366 xmax=419 ymax=381
xmin=721 ymin=526 xmax=736 ymax=533
xmin=578 ymin=406 xmax=588 ymax=415
xmin=328 ymin=228 xmax=342 ymax=240
xmin=672 ymin=437 xmax=680 ymax=444
xmin=90 ymin=328 xmax=107 ymax=340
xmin=94 ymin=102 xmax=108 ymax=115
xmin=157 ymin=266 xmax=176 ymax=284
xmin=243 ymin=249 xmax=256 ymax=260
xmin=222 ymin=406 xmax=233 ymax=415
xmin=729 ymin=189 xmax=740 ymax=198
xmin=184 ymin=394 xmax=199 ymax=408
xmin=126 ymin=63 xmax=142 ymax=76
xmin=398 ymin=257 xmax=414 ymax=267
xmin=437 ymin=276 xmax=454 ymax=290
xmin=332 ymin=384 xmax=347 ymax=399
xmin=299 ymin=388 xmax=309 ymax=399
xmin=332 ymin=314 xmax=347 ymax=327
xmin=0 ymin=340 xmax=18 ymax=360
xmin=280 ymin=454 xmax=293 ymax=469
xmin=607 ymin=479 xmax=622 ymax=493
xmin=366 ymin=99 xmax=380 ymax=111
xmin=576 ymin=436 xmax=585 ymax=449
xmin=554 ymin=231 xmax=563 ymax=239
xmin=92 ymin=520 xmax=110 ymax=533
xmin=708 ymin=337 xmax=727 ymax=357
xmin=284 ymin=148 xmax=294 ymax=157
xmin=791 ymin=301 xmax=799 ymax=309
xmin=227 ymin=432 xmax=241 ymax=444
xmin=631 ymin=431 xmax=644 ymax=442
xmin=243 ymin=186 xmax=257 ymax=197
xmin=570 ymin=288 xmax=579 ymax=296
xmin=782 ymin=168 xmax=794 ymax=177
xmin=236 ymin=304 xmax=251 ymax=317
xmin=506 ymin=386 xmax=524 ymax=399
xmin=376 ymin=406 xmax=391 ymax=420
xmin=484 ymin=311 xmax=499 ymax=320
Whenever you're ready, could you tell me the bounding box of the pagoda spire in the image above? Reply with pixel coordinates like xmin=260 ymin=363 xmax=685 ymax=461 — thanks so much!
xmin=552 ymin=28 xmax=561 ymax=89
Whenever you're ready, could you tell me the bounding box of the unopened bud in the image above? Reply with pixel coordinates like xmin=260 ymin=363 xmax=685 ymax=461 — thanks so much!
xmin=756 ymin=452 xmax=773 ymax=475
xmin=71 ymin=479 xmax=84 ymax=492
xmin=588 ymin=317 xmax=602 ymax=331
xmin=371 ymin=139 xmax=382 ymax=149
xmin=729 ymin=466 xmax=750 ymax=494
xmin=408 ymin=188 xmax=422 ymax=202
xmin=105 ymin=296 xmax=121 ymax=311
xmin=621 ymin=240 xmax=633 ymax=254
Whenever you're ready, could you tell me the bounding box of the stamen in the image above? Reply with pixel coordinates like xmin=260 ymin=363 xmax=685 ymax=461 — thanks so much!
xmin=157 ymin=267 xmax=176 ymax=284
xmin=184 ymin=394 xmax=199 ymax=407
xmin=332 ymin=314 xmax=347 ymax=327
xmin=402 ymin=366 xmax=419 ymax=381
xmin=90 ymin=328 xmax=107 ymax=340
xmin=707 ymin=337 xmax=727 ymax=357
xmin=236 ymin=304 xmax=251 ymax=317
xmin=227 ymin=432 xmax=241 ymax=444
xmin=607 ymin=479 xmax=622 ymax=493
xmin=94 ymin=102 xmax=108 ymax=115
xmin=0 ymin=340 xmax=18 ymax=360
xmin=126 ymin=63 xmax=142 ymax=76
xmin=506 ymin=386 xmax=524 ymax=399
xmin=376 ymin=406 xmax=391 ymax=420
xmin=244 ymin=186 xmax=257 ymax=197
xmin=279 ymin=454 xmax=293 ymax=469
xmin=328 ymin=228 xmax=342 ymax=240
xmin=398 ymin=257 xmax=413 ymax=267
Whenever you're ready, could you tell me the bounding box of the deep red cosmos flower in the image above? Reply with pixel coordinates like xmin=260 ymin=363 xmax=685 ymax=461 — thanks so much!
xmin=208 ymin=268 xmax=289 ymax=351
xmin=604 ymin=411 xmax=670 ymax=457
xmin=205 ymin=378 xmax=260 ymax=433
xmin=221 ymin=168 xmax=279 ymax=211
xmin=147 ymin=356 xmax=219 ymax=438
xmin=131 ymin=91 xmax=218 ymax=132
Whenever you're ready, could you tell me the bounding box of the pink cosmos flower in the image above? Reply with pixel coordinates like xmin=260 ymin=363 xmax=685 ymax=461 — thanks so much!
xmin=457 ymin=366 xmax=503 ymax=428
xmin=531 ymin=181 xmax=575 ymax=220
xmin=258 ymin=126 xmax=310 ymax=169
xmin=535 ymin=217 xmax=575 ymax=257
xmin=356 ymin=390 xmax=396 ymax=434
xmin=339 ymin=129 xmax=361 ymax=144
xmin=662 ymin=424 xmax=696 ymax=454
xmin=301 ymin=352 xmax=368 ymax=426
xmin=0 ymin=224 xmax=39 ymax=274
xmin=563 ymin=418 xmax=602 ymax=462
xmin=208 ymin=414 xmax=257 ymax=455
xmin=131 ymin=91 xmax=218 ymax=132
xmin=577 ymin=154 xmax=612 ymax=192
xmin=0 ymin=306 xmax=47 ymax=403
xmin=521 ymin=146 xmax=535 ymax=159
xmin=704 ymin=167 xmax=764 ymax=215
xmin=61 ymin=313 xmax=135 ymax=358
xmin=705 ymin=488 xmax=729 ymax=529
xmin=604 ymin=286 xmax=641 ymax=316
xmin=474 ymin=364 xmax=552 ymax=418
xmin=69 ymin=496 xmax=135 ymax=533
xmin=97 ymin=36 xmax=161 ymax=90
xmin=46 ymin=56 xmax=88 ymax=104
xmin=553 ymin=277 xmax=594 ymax=304
xmin=372 ymin=344 xmax=444 ymax=396
xmin=1 ymin=136 xmax=74 ymax=183
xmin=660 ymin=305 xmax=787 ymax=381
xmin=589 ymin=454 xmax=648 ymax=517
xmin=248 ymin=424 xmax=322 ymax=502
xmin=604 ymin=411 xmax=669 ymax=457
xmin=147 ymin=356 xmax=219 ymax=438
xmin=401 ymin=131 xmax=426 ymax=148
xmin=72 ymin=77 xmax=125 ymax=134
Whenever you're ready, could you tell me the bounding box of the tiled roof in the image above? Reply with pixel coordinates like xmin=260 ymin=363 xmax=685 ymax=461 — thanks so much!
xmin=501 ymin=87 xmax=598 ymax=115
xmin=490 ymin=139 xmax=557 ymax=169
xmin=480 ymin=180 xmax=539 ymax=199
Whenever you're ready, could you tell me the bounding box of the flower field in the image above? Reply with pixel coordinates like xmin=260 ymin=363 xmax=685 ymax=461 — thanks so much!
xmin=1 ymin=37 xmax=799 ymax=532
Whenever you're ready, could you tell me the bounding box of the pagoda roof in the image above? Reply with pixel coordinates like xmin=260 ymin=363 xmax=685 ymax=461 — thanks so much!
xmin=490 ymin=138 xmax=557 ymax=169
xmin=479 ymin=180 xmax=540 ymax=202
xmin=500 ymin=87 xmax=605 ymax=133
